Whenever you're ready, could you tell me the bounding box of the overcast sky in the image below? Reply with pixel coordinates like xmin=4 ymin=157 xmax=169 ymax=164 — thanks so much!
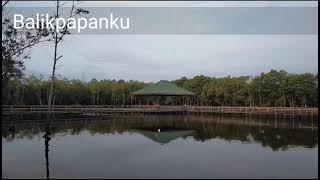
xmin=6 ymin=1 xmax=318 ymax=82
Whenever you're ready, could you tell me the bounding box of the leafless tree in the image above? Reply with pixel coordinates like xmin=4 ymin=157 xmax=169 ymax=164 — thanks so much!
xmin=47 ymin=0 xmax=88 ymax=112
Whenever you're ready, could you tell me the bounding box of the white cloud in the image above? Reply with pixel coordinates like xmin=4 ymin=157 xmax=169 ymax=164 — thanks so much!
xmin=25 ymin=35 xmax=318 ymax=82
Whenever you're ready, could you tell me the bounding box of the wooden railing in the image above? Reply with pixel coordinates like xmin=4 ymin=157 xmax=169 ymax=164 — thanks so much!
xmin=1 ymin=105 xmax=318 ymax=116
xmin=186 ymin=106 xmax=318 ymax=115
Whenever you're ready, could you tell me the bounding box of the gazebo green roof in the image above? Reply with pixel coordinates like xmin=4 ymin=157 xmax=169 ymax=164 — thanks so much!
xmin=131 ymin=80 xmax=195 ymax=96
xmin=137 ymin=130 xmax=194 ymax=144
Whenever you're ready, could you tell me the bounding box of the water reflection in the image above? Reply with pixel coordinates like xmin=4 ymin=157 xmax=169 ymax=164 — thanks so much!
xmin=137 ymin=129 xmax=194 ymax=145
xmin=2 ymin=114 xmax=318 ymax=151
xmin=2 ymin=114 xmax=318 ymax=179
xmin=7 ymin=121 xmax=15 ymax=141
xmin=43 ymin=123 xmax=51 ymax=179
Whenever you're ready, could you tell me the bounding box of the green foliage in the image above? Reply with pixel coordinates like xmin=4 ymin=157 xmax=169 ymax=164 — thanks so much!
xmin=2 ymin=70 xmax=318 ymax=107
xmin=174 ymin=70 xmax=317 ymax=107
xmin=2 ymin=13 xmax=50 ymax=81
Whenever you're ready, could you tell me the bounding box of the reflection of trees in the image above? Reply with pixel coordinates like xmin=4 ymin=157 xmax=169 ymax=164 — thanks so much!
xmin=2 ymin=114 xmax=318 ymax=151
xmin=251 ymin=128 xmax=318 ymax=151
xmin=191 ymin=122 xmax=251 ymax=142
xmin=191 ymin=120 xmax=318 ymax=151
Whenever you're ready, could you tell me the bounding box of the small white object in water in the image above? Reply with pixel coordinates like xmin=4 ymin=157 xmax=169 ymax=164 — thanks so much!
xmin=158 ymin=129 xmax=160 ymax=132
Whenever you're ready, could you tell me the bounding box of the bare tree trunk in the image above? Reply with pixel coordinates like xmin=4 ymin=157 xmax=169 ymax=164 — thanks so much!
xmin=248 ymin=91 xmax=252 ymax=107
xmin=39 ymin=93 xmax=42 ymax=105
xmin=291 ymin=95 xmax=295 ymax=107
xmin=38 ymin=86 xmax=42 ymax=105
xmin=97 ymin=92 xmax=99 ymax=105
xmin=302 ymin=95 xmax=307 ymax=107
xmin=21 ymin=85 xmax=24 ymax=105
xmin=122 ymin=93 xmax=125 ymax=105
xmin=233 ymin=94 xmax=236 ymax=106
xmin=282 ymin=89 xmax=286 ymax=107
xmin=53 ymin=95 xmax=56 ymax=106
xmin=259 ymin=84 xmax=262 ymax=107
xmin=48 ymin=0 xmax=60 ymax=112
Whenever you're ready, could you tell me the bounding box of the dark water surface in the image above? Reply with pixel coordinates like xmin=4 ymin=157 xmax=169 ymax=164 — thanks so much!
xmin=2 ymin=113 xmax=318 ymax=179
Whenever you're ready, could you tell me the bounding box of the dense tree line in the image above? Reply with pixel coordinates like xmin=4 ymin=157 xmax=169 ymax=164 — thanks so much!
xmin=2 ymin=70 xmax=318 ymax=107
xmin=2 ymin=77 xmax=146 ymax=106
xmin=175 ymin=70 xmax=318 ymax=107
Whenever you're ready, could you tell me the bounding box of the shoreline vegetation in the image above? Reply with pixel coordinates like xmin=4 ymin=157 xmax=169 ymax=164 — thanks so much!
xmin=2 ymin=69 xmax=318 ymax=107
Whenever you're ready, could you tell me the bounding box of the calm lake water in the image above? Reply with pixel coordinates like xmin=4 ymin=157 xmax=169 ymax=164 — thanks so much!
xmin=2 ymin=113 xmax=318 ymax=179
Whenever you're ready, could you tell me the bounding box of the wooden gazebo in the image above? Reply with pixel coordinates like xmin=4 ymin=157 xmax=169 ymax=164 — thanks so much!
xmin=130 ymin=80 xmax=195 ymax=105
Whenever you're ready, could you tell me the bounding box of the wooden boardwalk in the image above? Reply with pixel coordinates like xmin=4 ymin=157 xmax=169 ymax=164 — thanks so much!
xmin=2 ymin=105 xmax=318 ymax=116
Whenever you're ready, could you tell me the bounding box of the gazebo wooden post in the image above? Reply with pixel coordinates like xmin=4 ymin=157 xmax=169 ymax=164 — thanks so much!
xmin=184 ymin=96 xmax=188 ymax=106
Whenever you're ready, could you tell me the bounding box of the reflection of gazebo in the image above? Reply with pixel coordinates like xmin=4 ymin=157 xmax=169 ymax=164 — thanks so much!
xmin=130 ymin=80 xmax=195 ymax=105
xmin=137 ymin=130 xmax=194 ymax=145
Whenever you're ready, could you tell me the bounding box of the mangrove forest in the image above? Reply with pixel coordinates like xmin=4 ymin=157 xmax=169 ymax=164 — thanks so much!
xmin=2 ymin=69 xmax=318 ymax=107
